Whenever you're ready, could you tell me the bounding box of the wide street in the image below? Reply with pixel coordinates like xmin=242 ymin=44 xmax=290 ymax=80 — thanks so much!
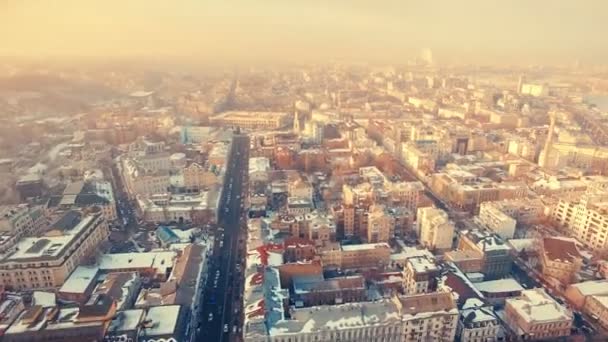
xmin=197 ymin=134 xmax=249 ymax=342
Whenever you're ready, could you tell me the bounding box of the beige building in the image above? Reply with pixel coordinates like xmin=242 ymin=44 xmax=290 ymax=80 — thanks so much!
xmin=403 ymin=255 xmax=439 ymax=294
xmin=0 ymin=211 xmax=108 ymax=290
xmin=0 ymin=204 xmax=47 ymax=254
xmin=430 ymin=170 xmax=527 ymax=213
xmin=478 ymin=204 xmax=516 ymax=240
xmin=564 ymin=280 xmax=608 ymax=310
xmin=367 ymin=204 xmax=394 ymax=243
xmin=121 ymin=157 xmax=171 ymax=197
xmin=386 ymin=181 xmax=424 ymax=213
xmin=539 ymin=237 xmax=583 ymax=287
xmin=302 ymin=211 xmax=336 ymax=245
xmin=504 ymin=288 xmax=573 ymax=341
xmin=0 ymin=204 xmax=46 ymax=238
xmin=417 ymin=207 xmax=454 ymax=251
xmin=583 ymin=294 xmax=608 ymax=330
xmin=209 ymin=111 xmax=290 ymax=130
xmin=552 ymin=190 xmax=608 ymax=252
xmin=320 ymin=243 xmax=391 ymax=270
xmin=183 ymin=162 xmax=220 ymax=192
xmin=288 ymin=177 xmax=313 ymax=201
xmin=483 ymin=198 xmax=545 ymax=226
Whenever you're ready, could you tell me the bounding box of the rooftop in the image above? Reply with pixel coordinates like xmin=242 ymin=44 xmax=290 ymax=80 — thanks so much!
xmin=542 ymin=237 xmax=582 ymax=263
xmin=59 ymin=265 xmax=100 ymax=294
xmin=474 ymin=278 xmax=523 ymax=294
xmin=407 ymin=255 xmax=438 ymax=274
xmin=98 ymin=251 xmax=176 ymax=275
xmin=106 ymin=309 xmax=144 ymax=334
xmin=3 ymin=213 xmax=97 ymax=262
xmin=506 ymin=289 xmax=572 ymax=324
xmin=140 ymin=305 xmax=183 ymax=337
xmin=341 ymin=242 xmax=390 ymax=252
xmin=567 ymin=280 xmax=608 ymax=297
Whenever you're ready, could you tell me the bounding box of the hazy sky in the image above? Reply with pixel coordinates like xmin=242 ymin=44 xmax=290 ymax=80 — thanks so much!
xmin=1 ymin=0 xmax=606 ymax=65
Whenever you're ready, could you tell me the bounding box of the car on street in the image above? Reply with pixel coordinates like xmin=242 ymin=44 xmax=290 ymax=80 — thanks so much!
xmin=224 ymin=324 xmax=229 ymax=333
xmin=208 ymin=313 xmax=213 ymax=321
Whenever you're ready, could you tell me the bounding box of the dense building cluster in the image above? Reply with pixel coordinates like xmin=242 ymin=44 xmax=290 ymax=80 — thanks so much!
xmin=1 ymin=60 xmax=608 ymax=341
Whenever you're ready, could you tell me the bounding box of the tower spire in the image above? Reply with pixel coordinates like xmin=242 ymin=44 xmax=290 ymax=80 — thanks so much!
xmin=539 ymin=111 xmax=556 ymax=168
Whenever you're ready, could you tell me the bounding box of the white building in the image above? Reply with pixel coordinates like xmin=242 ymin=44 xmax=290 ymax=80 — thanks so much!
xmin=552 ymin=189 xmax=608 ymax=251
xmin=245 ymin=291 xmax=458 ymax=342
xmin=417 ymin=207 xmax=455 ymax=250
xmin=504 ymin=289 xmax=573 ymax=341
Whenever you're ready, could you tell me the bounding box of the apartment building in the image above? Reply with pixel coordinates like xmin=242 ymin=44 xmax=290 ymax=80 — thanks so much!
xmin=504 ymin=289 xmax=573 ymax=341
xmin=0 ymin=205 xmax=46 ymax=254
xmin=247 ymin=292 xmax=458 ymax=342
xmin=0 ymin=211 xmax=108 ymax=290
xmin=458 ymin=299 xmax=501 ymax=342
xmin=291 ymin=275 xmax=366 ymax=307
xmin=417 ymin=207 xmax=455 ymax=251
xmin=402 ymin=255 xmax=439 ymax=294
xmin=367 ymin=204 xmax=394 ymax=243
xmin=320 ymin=243 xmax=391 ymax=270
xmin=582 ymin=294 xmax=608 ymax=330
xmin=457 ymin=228 xmax=512 ymax=280
xmin=209 ymin=111 xmax=290 ymax=130
xmin=552 ymin=190 xmax=608 ymax=252
xmin=430 ymin=170 xmax=527 ymax=213
xmin=478 ymin=204 xmax=516 ymax=240
xmin=0 ymin=204 xmax=46 ymax=239
xmin=481 ymin=198 xmax=545 ymax=226
xmin=539 ymin=237 xmax=583 ymax=286
xmin=183 ymin=162 xmax=220 ymax=192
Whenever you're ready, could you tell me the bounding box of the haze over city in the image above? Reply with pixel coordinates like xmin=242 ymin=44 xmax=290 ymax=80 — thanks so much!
xmin=2 ymin=0 xmax=608 ymax=65
xmin=1 ymin=2 xmax=608 ymax=342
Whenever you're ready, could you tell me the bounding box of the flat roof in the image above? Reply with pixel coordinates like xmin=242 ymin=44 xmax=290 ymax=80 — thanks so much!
xmin=475 ymin=278 xmax=523 ymax=293
xmin=341 ymin=242 xmax=390 ymax=252
xmin=142 ymin=305 xmax=181 ymax=336
xmin=98 ymin=251 xmax=176 ymax=273
xmin=507 ymin=289 xmax=572 ymax=324
xmin=59 ymin=265 xmax=100 ymax=294
xmin=107 ymin=309 xmax=144 ymax=333
xmin=3 ymin=215 xmax=95 ymax=262
xmin=568 ymin=280 xmax=608 ymax=297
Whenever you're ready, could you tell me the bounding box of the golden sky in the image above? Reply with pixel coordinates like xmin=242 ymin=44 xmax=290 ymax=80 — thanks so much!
xmin=0 ymin=0 xmax=606 ymax=64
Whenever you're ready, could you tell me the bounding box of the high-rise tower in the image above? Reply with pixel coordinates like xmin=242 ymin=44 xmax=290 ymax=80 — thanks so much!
xmin=517 ymin=74 xmax=526 ymax=94
xmin=539 ymin=111 xmax=556 ymax=168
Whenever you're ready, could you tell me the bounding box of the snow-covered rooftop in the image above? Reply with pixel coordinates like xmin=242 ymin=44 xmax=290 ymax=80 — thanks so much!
xmin=59 ymin=265 xmax=99 ymax=294
xmin=475 ymin=278 xmax=523 ymax=294
xmin=567 ymin=279 xmax=608 ymax=297
xmin=506 ymin=289 xmax=572 ymax=324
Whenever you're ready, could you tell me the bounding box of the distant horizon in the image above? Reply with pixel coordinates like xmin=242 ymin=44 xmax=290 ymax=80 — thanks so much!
xmin=1 ymin=0 xmax=607 ymax=67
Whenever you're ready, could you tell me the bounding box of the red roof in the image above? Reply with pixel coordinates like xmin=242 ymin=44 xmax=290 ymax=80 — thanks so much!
xmin=543 ymin=237 xmax=582 ymax=262
xmin=249 ymin=272 xmax=264 ymax=287
xmin=246 ymin=299 xmax=265 ymax=319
